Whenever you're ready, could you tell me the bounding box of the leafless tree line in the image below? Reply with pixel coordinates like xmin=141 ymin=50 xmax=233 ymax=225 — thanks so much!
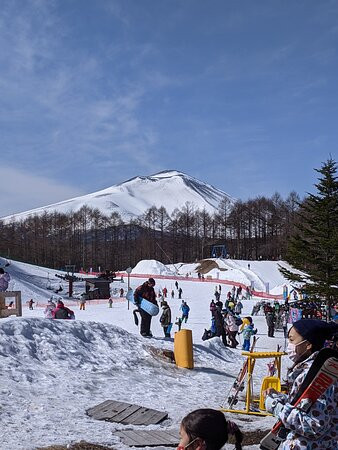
xmin=0 ymin=191 xmax=300 ymax=271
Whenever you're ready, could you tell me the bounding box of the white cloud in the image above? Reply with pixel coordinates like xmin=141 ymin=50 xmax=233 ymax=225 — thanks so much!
xmin=0 ymin=166 xmax=84 ymax=217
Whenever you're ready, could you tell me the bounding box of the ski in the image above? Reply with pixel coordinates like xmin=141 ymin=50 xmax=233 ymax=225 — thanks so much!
xmin=224 ymin=336 xmax=259 ymax=408
xmin=260 ymin=348 xmax=338 ymax=450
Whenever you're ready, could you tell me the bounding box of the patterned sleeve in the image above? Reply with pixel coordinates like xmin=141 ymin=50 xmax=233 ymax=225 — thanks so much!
xmin=278 ymin=385 xmax=335 ymax=439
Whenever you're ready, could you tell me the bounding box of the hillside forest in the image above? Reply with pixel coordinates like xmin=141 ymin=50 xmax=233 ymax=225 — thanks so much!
xmin=0 ymin=192 xmax=301 ymax=271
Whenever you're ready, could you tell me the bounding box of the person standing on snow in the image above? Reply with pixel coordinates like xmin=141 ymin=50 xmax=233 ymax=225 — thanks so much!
xmin=44 ymin=299 xmax=56 ymax=319
xmin=159 ymin=300 xmax=172 ymax=338
xmin=0 ymin=268 xmax=10 ymax=292
xmin=79 ymin=297 xmax=86 ymax=310
xmin=133 ymin=278 xmax=157 ymax=337
xmin=234 ymin=299 xmax=243 ymax=315
xmin=178 ymin=287 xmax=183 ymax=299
xmin=266 ymin=310 xmax=276 ymax=337
xmin=180 ymin=301 xmax=190 ymax=323
xmin=264 ymin=319 xmax=338 ymax=450
xmin=225 ymin=313 xmax=240 ymax=348
xmin=239 ymin=317 xmax=257 ymax=351
xmin=28 ymin=299 xmax=35 ymax=310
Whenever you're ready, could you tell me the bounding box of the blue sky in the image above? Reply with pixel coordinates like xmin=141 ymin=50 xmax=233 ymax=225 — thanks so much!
xmin=1 ymin=0 xmax=337 ymax=216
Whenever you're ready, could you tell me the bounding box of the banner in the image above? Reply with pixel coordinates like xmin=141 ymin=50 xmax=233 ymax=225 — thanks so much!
xmin=290 ymin=307 xmax=302 ymax=323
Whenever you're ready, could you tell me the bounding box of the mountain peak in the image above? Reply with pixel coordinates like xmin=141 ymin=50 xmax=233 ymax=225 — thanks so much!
xmin=1 ymin=170 xmax=235 ymax=222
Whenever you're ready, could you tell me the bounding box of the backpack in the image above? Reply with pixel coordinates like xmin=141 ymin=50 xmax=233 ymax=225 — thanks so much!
xmin=235 ymin=317 xmax=243 ymax=326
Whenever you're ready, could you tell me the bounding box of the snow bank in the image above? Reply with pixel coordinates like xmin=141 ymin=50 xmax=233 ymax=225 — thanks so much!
xmin=1 ymin=317 xmax=256 ymax=449
xmin=131 ymin=259 xmax=175 ymax=276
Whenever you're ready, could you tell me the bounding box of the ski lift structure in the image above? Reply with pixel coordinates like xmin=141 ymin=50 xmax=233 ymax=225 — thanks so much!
xmin=211 ymin=244 xmax=227 ymax=259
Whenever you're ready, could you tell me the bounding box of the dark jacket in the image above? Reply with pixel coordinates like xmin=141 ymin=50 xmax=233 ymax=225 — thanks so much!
xmin=134 ymin=282 xmax=157 ymax=305
xmin=266 ymin=312 xmax=276 ymax=327
xmin=160 ymin=305 xmax=171 ymax=326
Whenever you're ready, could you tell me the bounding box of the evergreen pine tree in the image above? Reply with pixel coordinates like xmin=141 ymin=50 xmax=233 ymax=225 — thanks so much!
xmin=279 ymin=158 xmax=338 ymax=318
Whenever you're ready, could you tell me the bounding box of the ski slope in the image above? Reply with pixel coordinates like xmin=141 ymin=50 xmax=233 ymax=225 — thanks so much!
xmin=0 ymin=257 xmax=291 ymax=449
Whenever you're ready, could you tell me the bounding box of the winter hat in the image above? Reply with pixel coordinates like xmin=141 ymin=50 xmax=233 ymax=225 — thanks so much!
xmin=57 ymin=300 xmax=64 ymax=307
xmin=148 ymin=277 xmax=156 ymax=286
xmin=292 ymin=319 xmax=338 ymax=350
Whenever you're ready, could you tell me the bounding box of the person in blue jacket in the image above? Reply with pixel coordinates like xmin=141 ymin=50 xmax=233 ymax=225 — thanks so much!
xmin=180 ymin=301 xmax=190 ymax=323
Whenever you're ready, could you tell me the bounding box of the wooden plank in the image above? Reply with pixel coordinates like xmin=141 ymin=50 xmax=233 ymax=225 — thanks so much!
xmin=87 ymin=399 xmax=114 ymax=416
xmin=125 ymin=407 xmax=149 ymax=425
xmin=115 ymin=429 xmax=179 ymax=447
xmin=87 ymin=400 xmax=131 ymax=420
xmin=115 ymin=430 xmax=142 ymax=446
xmin=87 ymin=400 xmax=168 ymax=425
xmin=132 ymin=407 xmax=168 ymax=425
xmin=110 ymin=404 xmax=142 ymax=424
xmin=149 ymin=430 xmax=179 ymax=444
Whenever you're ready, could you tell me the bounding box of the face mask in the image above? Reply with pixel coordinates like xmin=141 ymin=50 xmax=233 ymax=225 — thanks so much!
xmin=177 ymin=437 xmax=199 ymax=450
xmin=287 ymin=339 xmax=306 ymax=362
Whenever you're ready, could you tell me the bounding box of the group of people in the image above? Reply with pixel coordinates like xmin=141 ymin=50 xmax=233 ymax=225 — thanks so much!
xmin=132 ymin=278 xmax=191 ymax=339
xmin=44 ymin=299 xmax=75 ymax=320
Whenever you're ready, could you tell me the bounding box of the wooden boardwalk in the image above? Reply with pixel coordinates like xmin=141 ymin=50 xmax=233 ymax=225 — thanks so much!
xmin=87 ymin=400 xmax=168 ymax=425
xmin=115 ymin=429 xmax=179 ymax=447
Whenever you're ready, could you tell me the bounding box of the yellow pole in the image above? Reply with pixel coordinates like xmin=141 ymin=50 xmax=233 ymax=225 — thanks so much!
xmin=246 ymin=355 xmax=252 ymax=413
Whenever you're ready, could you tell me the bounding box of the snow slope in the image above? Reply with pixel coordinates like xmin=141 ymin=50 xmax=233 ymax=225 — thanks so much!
xmin=1 ymin=170 xmax=235 ymax=222
xmin=0 ymin=256 xmax=291 ymax=449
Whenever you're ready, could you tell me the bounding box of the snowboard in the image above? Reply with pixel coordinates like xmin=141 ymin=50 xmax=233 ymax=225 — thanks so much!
xmin=126 ymin=289 xmax=159 ymax=316
xmin=260 ymin=348 xmax=338 ymax=450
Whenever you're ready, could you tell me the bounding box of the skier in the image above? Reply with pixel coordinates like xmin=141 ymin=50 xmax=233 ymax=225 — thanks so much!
xmin=133 ymin=278 xmax=157 ymax=337
xmin=52 ymin=300 xmax=74 ymax=319
xmin=0 ymin=268 xmax=10 ymax=292
xmin=171 ymin=289 xmax=175 ymax=299
xmin=178 ymin=287 xmax=183 ymax=299
xmin=175 ymin=280 xmax=179 ymax=290
xmin=159 ymin=300 xmax=172 ymax=338
xmin=178 ymin=408 xmax=243 ymax=450
xmin=180 ymin=301 xmax=190 ymax=323
xmin=264 ymin=319 xmax=338 ymax=449
xmin=28 ymin=299 xmax=35 ymax=310
xmin=119 ymin=287 xmax=124 ymax=298
xmin=162 ymin=287 xmax=167 ymax=298
xmin=108 ymin=297 xmax=113 ymax=308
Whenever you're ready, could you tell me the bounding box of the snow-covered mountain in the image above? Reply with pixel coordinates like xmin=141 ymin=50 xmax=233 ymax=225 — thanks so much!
xmin=1 ymin=170 xmax=235 ymax=222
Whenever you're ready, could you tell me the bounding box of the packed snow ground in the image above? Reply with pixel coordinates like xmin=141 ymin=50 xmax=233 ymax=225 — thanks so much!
xmin=0 ymin=258 xmax=291 ymax=450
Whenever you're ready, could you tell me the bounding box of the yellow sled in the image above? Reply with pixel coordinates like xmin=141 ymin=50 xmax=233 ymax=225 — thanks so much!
xmin=259 ymin=376 xmax=281 ymax=410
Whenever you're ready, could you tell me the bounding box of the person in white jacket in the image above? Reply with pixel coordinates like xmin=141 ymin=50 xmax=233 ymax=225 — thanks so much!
xmin=264 ymin=319 xmax=338 ymax=450
xmin=225 ymin=313 xmax=239 ymax=348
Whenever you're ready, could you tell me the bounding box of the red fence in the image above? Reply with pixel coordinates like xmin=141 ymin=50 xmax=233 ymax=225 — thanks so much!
xmin=79 ymin=271 xmax=283 ymax=300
